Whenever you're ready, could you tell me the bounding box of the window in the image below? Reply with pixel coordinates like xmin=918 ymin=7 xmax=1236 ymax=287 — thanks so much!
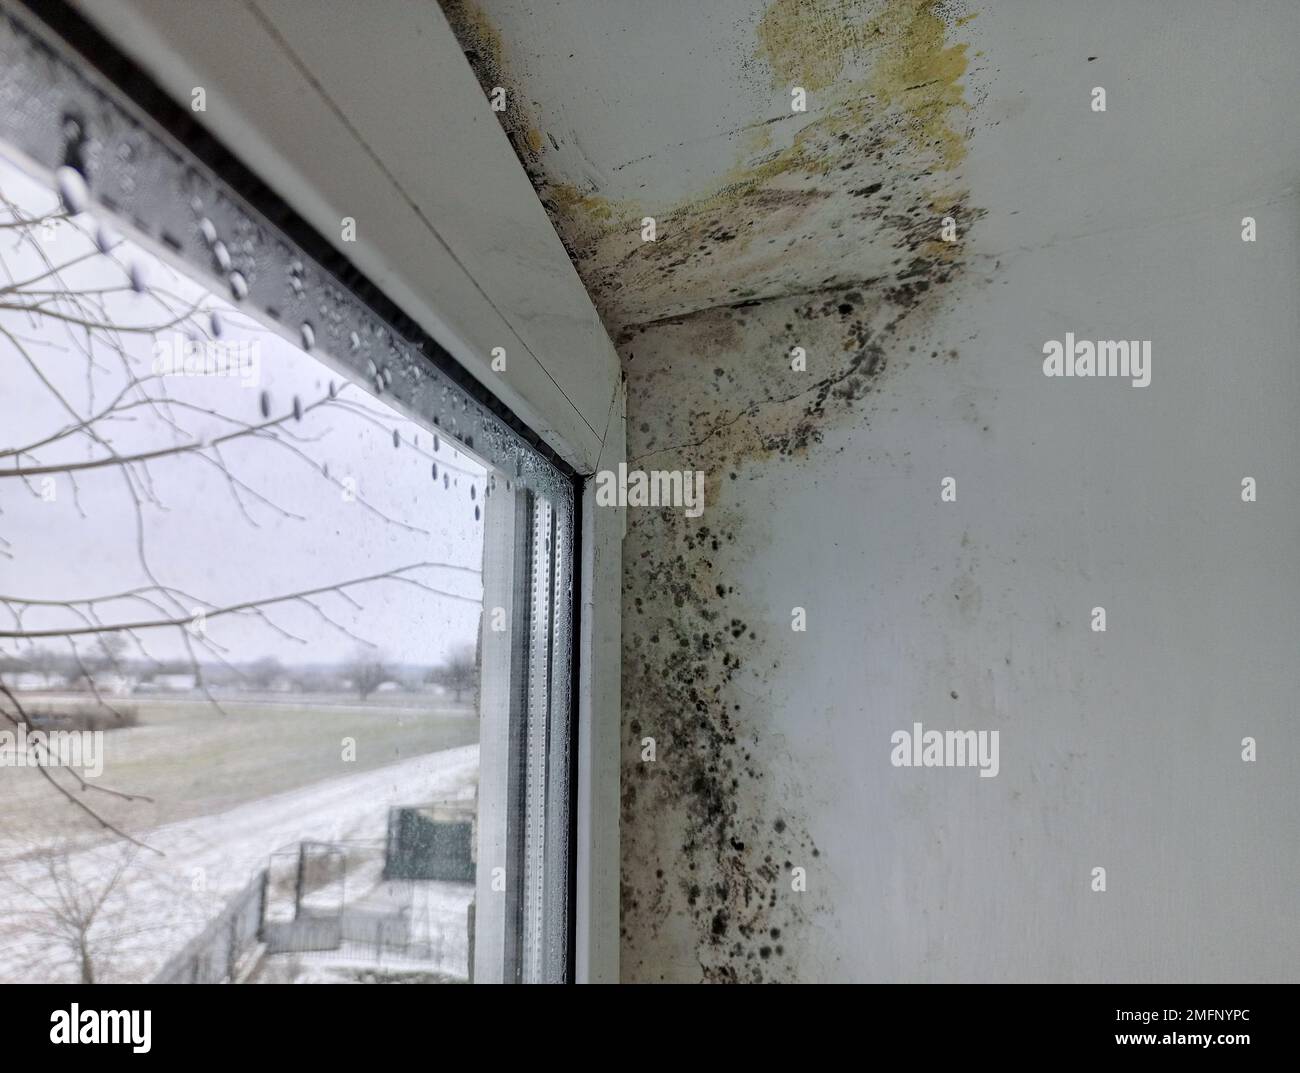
xmin=0 ymin=3 xmax=574 ymax=984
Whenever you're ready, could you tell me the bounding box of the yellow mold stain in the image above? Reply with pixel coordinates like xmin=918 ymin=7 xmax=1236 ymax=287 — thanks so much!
xmin=864 ymin=0 xmax=971 ymax=168
xmin=755 ymin=0 xmax=971 ymax=168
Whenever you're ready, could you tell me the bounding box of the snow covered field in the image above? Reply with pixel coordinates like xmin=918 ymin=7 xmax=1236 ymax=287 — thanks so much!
xmin=0 ymin=744 xmax=478 ymax=983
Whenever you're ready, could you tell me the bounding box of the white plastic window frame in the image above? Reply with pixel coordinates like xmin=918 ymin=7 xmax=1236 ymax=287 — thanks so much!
xmin=0 ymin=0 xmax=577 ymax=984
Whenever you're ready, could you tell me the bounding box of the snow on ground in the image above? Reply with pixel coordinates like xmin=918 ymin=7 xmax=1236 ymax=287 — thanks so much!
xmin=0 ymin=744 xmax=478 ymax=983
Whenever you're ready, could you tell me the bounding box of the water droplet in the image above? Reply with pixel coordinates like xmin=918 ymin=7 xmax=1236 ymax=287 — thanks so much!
xmin=366 ymin=359 xmax=378 ymax=379
xmin=212 ymin=241 xmax=231 ymax=272
xmin=229 ymin=271 xmax=248 ymax=300
xmin=431 ymin=462 xmax=438 ymax=480
xmin=470 ymin=485 xmax=476 ymax=500
xmin=209 ymin=310 xmax=223 ymax=337
xmin=382 ymin=367 xmax=393 ymax=387
xmin=443 ymin=474 xmax=449 ymax=489
xmin=433 ymin=434 xmax=440 ymax=452
xmin=349 ymin=331 xmax=361 ymax=351
xmin=198 ymin=217 xmax=217 ymax=245
xmin=55 ymin=166 xmax=89 ymax=215
xmin=259 ymin=391 xmax=271 ymax=419
xmin=474 ymin=505 xmax=481 ymax=521
xmin=300 ymin=322 xmax=315 ymax=350
xmin=392 ymin=429 xmax=400 ymax=448
xmin=127 ymin=260 xmax=146 ymax=294
xmin=328 ymin=381 xmax=337 ymax=398
xmin=292 ymin=396 xmax=303 ymax=421
xmin=94 ymin=223 xmax=117 ymax=254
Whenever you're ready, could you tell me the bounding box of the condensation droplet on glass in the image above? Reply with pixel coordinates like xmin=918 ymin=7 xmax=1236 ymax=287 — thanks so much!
xmin=474 ymin=505 xmax=481 ymax=522
xmin=209 ymin=310 xmax=223 ymax=338
xmin=431 ymin=462 xmax=438 ymax=480
xmin=433 ymin=434 xmax=440 ymax=453
xmin=328 ymin=381 xmax=337 ymax=399
xmin=198 ymin=217 xmax=217 ymax=246
xmin=349 ymin=331 xmax=361 ymax=351
xmin=94 ymin=223 xmax=117 ymax=255
xmin=366 ymin=359 xmax=378 ymax=379
xmin=443 ymin=473 xmax=449 ymax=490
xmin=392 ymin=428 xmax=400 ymax=449
xmin=259 ymin=391 xmax=271 ymax=419
xmin=127 ymin=260 xmax=146 ymax=294
xmin=470 ymin=485 xmax=476 ymax=501
xmin=212 ymin=241 xmax=232 ymax=272
xmin=55 ymin=165 xmax=89 ymax=215
xmin=299 ymin=322 xmax=315 ymax=350
xmin=292 ymin=396 xmax=303 ymax=421
xmin=229 ymin=271 xmax=248 ymax=300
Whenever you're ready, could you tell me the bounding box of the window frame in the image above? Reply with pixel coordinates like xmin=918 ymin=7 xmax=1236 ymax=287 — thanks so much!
xmin=0 ymin=0 xmax=586 ymax=983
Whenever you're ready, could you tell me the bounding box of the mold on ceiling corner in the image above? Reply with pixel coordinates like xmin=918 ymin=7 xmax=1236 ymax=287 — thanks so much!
xmin=437 ymin=0 xmax=981 ymax=336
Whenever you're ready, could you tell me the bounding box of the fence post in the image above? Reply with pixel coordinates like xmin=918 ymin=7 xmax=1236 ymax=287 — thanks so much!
xmin=257 ymin=868 xmax=268 ymax=941
xmin=294 ymin=842 xmax=306 ymax=919
xmin=228 ymin=909 xmax=239 ymax=982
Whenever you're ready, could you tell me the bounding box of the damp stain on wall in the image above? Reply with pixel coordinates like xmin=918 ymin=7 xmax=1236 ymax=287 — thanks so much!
xmin=438 ymin=0 xmax=982 ymax=981
xmin=440 ymin=0 xmax=978 ymax=334
xmin=563 ymin=0 xmax=975 ymax=330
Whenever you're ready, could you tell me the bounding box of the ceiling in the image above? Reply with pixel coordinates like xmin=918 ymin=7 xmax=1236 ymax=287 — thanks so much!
xmin=437 ymin=0 xmax=1300 ymax=339
xmin=438 ymin=0 xmax=982 ymax=337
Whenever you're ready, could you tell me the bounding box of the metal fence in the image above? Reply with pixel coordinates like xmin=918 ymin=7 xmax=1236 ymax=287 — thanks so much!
xmin=152 ymin=870 xmax=267 ymax=984
xmin=261 ymin=840 xmax=461 ymax=969
xmin=153 ymin=838 xmax=467 ymax=982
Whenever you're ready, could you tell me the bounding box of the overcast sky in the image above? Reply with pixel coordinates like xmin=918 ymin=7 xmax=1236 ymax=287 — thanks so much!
xmin=0 ymin=150 xmax=485 ymax=669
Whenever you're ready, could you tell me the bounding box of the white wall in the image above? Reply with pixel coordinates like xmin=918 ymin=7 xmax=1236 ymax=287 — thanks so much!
xmin=616 ymin=1 xmax=1300 ymax=981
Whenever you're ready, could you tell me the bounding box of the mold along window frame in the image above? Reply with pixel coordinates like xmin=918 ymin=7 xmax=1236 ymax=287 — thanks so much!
xmin=0 ymin=0 xmax=580 ymax=983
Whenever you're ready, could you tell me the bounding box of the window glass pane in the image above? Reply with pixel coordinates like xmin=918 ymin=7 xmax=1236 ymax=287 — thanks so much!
xmin=0 ymin=4 xmax=573 ymax=984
